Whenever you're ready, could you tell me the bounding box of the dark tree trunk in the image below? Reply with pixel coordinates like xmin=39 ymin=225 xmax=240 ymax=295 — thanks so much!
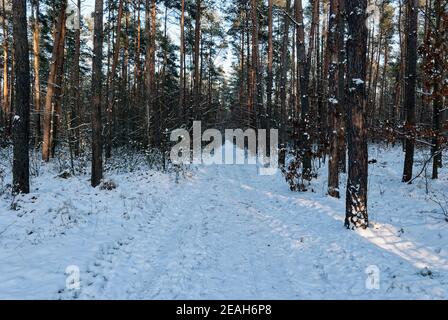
xmin=402 ymin=0 xmax=418 ymax=182
xmin=12 ymin=0 xmax=30 ymax=194
xmin=337 ymin=0 xmax=346 ymax=173
xmin=279 ymin=0 xmax=291 ymax=145
xmin=431 ymin=0 xmax=443 ymax=179
xmin=395 ymin=0 xmax=405 ymax=125
xmin=144 ymin=0 xmax=151 ymax=146
xmin=1 ymin=0 xmax=10 ymax=135
xmin=431 ymin=80 xmax=442 ymax=179
xmin=149 ymin=0 xmax=158 ymax=146
xmin=133 ymin=0 xmax=142 ymax=115
xmin=295 ymin=0 xmax=312 ymax=184
xmin=327 ymin=0 xmax=343 ymax=198
xmin=179 ymin=0 xmax=185 ymax=121
xmin=251 ymin=0 xmax=260 ymax=129
xmin=345 ymin=0 xmax=369 ymax=229
xmin=194 ymin=0 xmax=202 ymax=122
xmin=105 ymin=0 xmax=123 ymax=158
xmin=267 ymin=0 xmax=273 ymax=134
xmin=91 ymin=0 xmax=104 ymax=187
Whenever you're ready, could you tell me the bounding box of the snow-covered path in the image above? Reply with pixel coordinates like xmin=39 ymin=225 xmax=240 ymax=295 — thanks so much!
xmin=1 ymin=144 xmax=447 ymax=299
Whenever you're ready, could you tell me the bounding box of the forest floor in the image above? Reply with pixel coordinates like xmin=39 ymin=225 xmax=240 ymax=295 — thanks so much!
xmin=0 ymin=143 xmax=447 ymax=299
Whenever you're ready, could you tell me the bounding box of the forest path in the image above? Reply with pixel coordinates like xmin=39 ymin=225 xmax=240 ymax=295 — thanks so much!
xmin=69 ymin=144 xmax=448 ymax=299
xmin=76 ymin=161 xmax=304 ymax=299
xmin=2 ymin=147 xmax=448 ymax=299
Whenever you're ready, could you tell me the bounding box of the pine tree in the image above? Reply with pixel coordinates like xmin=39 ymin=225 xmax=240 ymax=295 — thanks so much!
xmin=42 ymin=0 xmax=67 ymax=161
xmin=344 ymin=0 xmax=369 ymax=229
xmin=12 ymin=0 xmax=30 ymax=194
xmin=402 ymin=0 xmax=418 ymax=182
xmin=91 ymin=0 xmax=104 ymax=187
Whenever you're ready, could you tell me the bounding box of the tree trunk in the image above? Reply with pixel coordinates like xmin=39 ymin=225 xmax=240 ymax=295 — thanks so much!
xmin=105 ymin=0 xmax=123 ymax=158
xmin=246 ymin=15 xmax=251 ymax=127
xmin=379 ymin=40 xmax=389 ymax=122
xmin=345 ymin=0 xmax=369 ymax=229
xmin=50 ymin=8 xmax=67 ymax=159
xmin=239 ymin=23 xmax=245 ymax=123
xmin=31 ymin=0 xmax=41 ymax=149
xmin=121 ymin=0 xmax=130 ymax=144
xmin=194 ymin=0 xmax=202 ymax=122
xmin=179 ymin=0 xmax=185 ymax=120
xmin=133 ymin=0 xmax=141 ymax=112
xmin=144 ymin=0 xmax=151 ymax=146
xmin=395 ymin=0 xmax=405 ymax=124
xmin=295 ymin=0 xmax=313 ymax=184
xmin=251 ymin=0 xmax=259 ymax=129
xmin=42 ymin=0 xmax=67 ymax=162
xmin=2 ymin=0 xmax=9 ymax=134
xmin=149 ymin=0 xmax=157 ymax=146
xmin=267 ymin=0 xmax=273 ymax=134
xmin=402 ymin=0 xmax=418 ymax=182
xmin=431 ymin=0 xmax=443 ymax=179
xmin=366 ymin=26 xmax=374 ymax=113
xmin=91 ymin=0 xmax=104 ymax=187
xmin=337 ymin=0 xmax=346 ymax=173
xmin=327 ymin=0 xmax=343 ymax=198
xmin=12 ymin=0 xmax=30 ymax=194
xmin=371 ymin=21 xmax=383 ymax=122
xmin=279 ymin=0 xmax=291 ymax=145
xmin=71 ymin=0 xmax=81 ymax=156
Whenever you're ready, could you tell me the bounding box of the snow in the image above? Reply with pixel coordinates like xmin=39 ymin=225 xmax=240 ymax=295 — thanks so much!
xmin=0 ymin=143 xmax=447 ymax=299
xmin=352 ymin=78 xmax=365 ymax=85
xmin=328 ymin=98 xmax=338 ymax=104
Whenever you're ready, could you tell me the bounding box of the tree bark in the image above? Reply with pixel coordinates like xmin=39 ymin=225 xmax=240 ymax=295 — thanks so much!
xmin=294 ymin=0 xmax=312 ymax=184
xmin=402 ymin=0 xmax=418 ymax=182
xmin=105 ymin=0 xmax=123 ymax=158
xmin=31 ymin=0 xmax=41 ymax=149
xmin=149 ymin=0 xmax=158 ymax=146
xmin=395 ymin=0 xmax=405 ymax=124
xmin=144 ymin=0 xmax=151 ymax=146
xmin=431 ymin=0 xmax=443 ymax=179
xmin=133 ymin=0 xmax=141 ymax=112
xmin=12 ymin=0 xmax=30 ymax=194
xmin=267 ymin=0 xmax=273 ymax=134
xmin=121 ymin=0 xmax=130 ymax=143
xmin=179 ymin=0 xmax=185 ymax=121
xmin=71 ymin=0 xmax=81 ymax=156
xmin=379 ymin=39 xmax=389 ymax=122
xmin=42 ymin=0 xmax=67 ymax=162
xmin=279 ymin=0 xmax=291 ymax=145
xmin=194 ymin=0 xmax=202 ymax=122
xmin=337 ymin=0 xmax=346 ymax=173
xmin=327 ymin=0 xmax=343 ymax=198
xmin=345 ymin=0 xmax=369 ymax=229
xmin=250 ymin=0 xmax=260 ymax=129
xmin=91 ymin=0 xmax=104 ymax=187
xmin=2 ymin=0 xmax=10 ymax=134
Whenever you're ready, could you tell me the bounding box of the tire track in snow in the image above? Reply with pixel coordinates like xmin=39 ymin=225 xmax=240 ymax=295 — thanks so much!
xmin=56 ymin=150 xmax=448 ymax=299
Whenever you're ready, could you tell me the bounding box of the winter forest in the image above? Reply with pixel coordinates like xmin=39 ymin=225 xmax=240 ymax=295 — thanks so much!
xmin=0 ymin=0 xmax=447 ymax=299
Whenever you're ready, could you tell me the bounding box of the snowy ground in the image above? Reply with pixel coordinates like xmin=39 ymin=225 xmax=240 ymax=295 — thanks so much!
xmin=0 ymin=143 xmax=447 ymax=299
